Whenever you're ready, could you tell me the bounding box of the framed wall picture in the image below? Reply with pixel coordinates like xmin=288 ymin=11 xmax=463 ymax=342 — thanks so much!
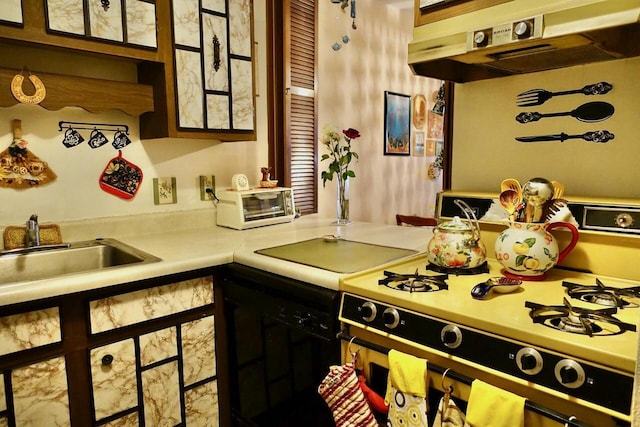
xmin=384 ymin=91 xmax=411 ymax=155
xmin=413 ymin=131 xmax=425 ymax=156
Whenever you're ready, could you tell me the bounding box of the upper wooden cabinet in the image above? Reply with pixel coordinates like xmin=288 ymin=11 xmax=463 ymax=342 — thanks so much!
xmin=139 ymin=0 xmax=257 ymax=141
xmin=0 ymin=1 xmax=159 ymax=61
xmin=44 ymin=0 xmax=157 ymax=48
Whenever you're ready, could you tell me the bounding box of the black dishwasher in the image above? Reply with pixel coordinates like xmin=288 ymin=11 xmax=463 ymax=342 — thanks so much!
xmin=221 ymin=263 xmax=340 ymax=427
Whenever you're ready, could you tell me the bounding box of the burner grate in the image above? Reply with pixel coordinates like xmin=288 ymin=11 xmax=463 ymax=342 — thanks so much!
xmin=379 ymin=269 xmax=448 ymax=293
xmin=563 ymin=278 xmax=640 ymax=308
xmin=525 ymin=297 xmax=637 ymax=336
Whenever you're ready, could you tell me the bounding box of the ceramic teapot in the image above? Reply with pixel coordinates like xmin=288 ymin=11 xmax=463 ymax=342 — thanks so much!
xmin=494 ymin=221 xmax=579 ymax=281
xmin=427 ymin=200 xmax=486 ymax=269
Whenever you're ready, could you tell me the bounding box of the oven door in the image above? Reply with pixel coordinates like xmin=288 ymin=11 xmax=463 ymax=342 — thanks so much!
xmin=339 ymin=326 xmax=622 ymax=427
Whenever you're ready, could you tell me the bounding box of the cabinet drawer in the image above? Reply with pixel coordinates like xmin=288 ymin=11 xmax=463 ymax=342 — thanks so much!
xmin=89 ymin=276 xmax=214 ymax=334
xmin=0 ymin=307 xmax=61 ymax=357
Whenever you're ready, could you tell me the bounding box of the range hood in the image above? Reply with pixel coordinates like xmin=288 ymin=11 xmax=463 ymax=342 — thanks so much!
xmin=408 ymin=0 xmax=640 ymax=82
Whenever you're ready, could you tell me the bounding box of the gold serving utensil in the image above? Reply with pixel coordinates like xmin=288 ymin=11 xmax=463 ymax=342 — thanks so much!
xmin=501 ymin=178 xmax=522 ymax=197
xmin=551 ymin=180 xmax=565 ymax=199
xmin=499 ymin=189 xmax=521 ymax=221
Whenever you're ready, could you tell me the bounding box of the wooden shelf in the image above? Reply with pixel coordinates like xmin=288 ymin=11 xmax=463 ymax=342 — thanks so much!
xmin=0 ymin=67 xmax=154 ymax=116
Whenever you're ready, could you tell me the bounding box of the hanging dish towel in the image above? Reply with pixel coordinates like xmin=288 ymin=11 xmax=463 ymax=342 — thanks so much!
xmin=432 ymin=395 xmax=469 ymax=427
xmin=466 ymin=380 xmax=525 ymax=427
xmin=318 ymin=362 xmax=378 ymax=427
xmin=384 ymin=350 xmax=429 ymax=426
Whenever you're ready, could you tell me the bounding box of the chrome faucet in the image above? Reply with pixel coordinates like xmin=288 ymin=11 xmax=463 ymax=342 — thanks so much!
xmin=25 ymin=214 xmax=40 ymax=247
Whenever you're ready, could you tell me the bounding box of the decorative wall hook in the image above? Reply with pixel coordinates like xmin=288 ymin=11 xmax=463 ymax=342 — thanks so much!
xmin=58 ymin=121 xmax=129 ymax=135
xmin=58 ymin=121 xmax=131 ymax=150
xmin=11 ymin=68 xmax=47 ymax=105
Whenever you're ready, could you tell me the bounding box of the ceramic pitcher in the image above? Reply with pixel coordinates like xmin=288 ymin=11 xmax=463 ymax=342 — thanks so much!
xmin=494 ymin=221 xmax=579 ymax=280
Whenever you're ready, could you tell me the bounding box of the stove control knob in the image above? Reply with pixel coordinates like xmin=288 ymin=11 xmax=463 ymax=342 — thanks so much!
xmin=383 ymin=308 xmax=400 ymax=329
xmin=360 ymin=302 xmax=377 ymax=322
xmin=515 ymin=348 xmax=543 ymax=375
xmin=473 ymin=30 xmax=490 ymax=47
xmin=513 ymin=20 xmax=532 ymax=39
xmin=554 ymin=359 xmax=585 ymax=389
xmin=441 ymin=325 xmax=462 ymax=349
xmin=297 ymin=313 xmax=313 ymax=328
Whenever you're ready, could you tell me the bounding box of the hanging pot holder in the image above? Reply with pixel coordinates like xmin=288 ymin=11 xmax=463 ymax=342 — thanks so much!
xmin=318 ymin=351 xmax=378 ymax=427
xmin=99 ymin=150 xmax=143 ymax=199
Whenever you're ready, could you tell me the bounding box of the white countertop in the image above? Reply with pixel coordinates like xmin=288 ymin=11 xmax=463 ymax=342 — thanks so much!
xmin=0 ymin=211 xmax=431 ymax=307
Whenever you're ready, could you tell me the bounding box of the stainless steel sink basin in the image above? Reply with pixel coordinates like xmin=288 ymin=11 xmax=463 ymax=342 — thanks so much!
xmin=0 ymin=238 xmax=161 ymax=285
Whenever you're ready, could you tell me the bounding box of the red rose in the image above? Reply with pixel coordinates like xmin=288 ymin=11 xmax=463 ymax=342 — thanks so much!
xmin=342 ymin=128 xmax=360 ymax=140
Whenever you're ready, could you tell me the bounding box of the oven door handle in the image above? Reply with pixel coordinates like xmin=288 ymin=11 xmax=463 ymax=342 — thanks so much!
xmin=337 ymin=331 xmax=592 ymax=427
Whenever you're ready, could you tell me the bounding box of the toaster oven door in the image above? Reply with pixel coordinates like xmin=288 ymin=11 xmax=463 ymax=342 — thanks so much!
xmin=242 ymin=190 xmax=291 ymax=222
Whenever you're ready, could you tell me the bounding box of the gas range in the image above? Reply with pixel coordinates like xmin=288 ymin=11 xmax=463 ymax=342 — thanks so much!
xmin=339 ymin=255 xmax=639 ymax=423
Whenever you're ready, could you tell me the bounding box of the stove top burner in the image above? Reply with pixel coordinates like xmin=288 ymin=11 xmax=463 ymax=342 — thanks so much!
xmin=563 ymin=278 xmax=640 ymax=308
xmin=525 ymin=297 xmax=637 ymax=337
xmin=379 ymin=269 xmax=448 ymax=293
xmin=426 ymin=262 xmax=489 ymax=276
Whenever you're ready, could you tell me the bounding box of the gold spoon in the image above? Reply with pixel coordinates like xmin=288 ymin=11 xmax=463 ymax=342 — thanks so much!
xmin=501 ymin=178 xmax=522 ymax=197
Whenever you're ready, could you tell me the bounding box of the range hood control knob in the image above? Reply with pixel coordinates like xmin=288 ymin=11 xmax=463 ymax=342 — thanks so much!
xmin=360 ymin=301 xmax=377 ymax=322
xmin=554 ymin=359 xmax=585 ymax=389
xmin=514 ymin=20 xmax=532 ymax=39
xmin=516 ymin=347 xmax=543 ymax=375
xmin=473 ymin=30 xmax=490 ymax=47
xmin=441 ymin=325 xmax=462 ymax=348
xmin=383 ymin=308 xmax=400 ymax=329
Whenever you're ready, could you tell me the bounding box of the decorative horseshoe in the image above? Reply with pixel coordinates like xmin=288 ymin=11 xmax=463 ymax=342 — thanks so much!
xmin=11 ymin=69 xmax=47 ymax=105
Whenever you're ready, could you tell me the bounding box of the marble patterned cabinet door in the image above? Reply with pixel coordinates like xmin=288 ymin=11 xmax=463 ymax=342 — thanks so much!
xmin=0 ymin=0 xmax=23 ymax=24
xmin=45 ymin=0 xmax=157 ymax=48
xmin=172 ymin=0 xmax=255 ymax=132
xmin=11 ymin=356 xmax=71 ymax=426
xmin=90 ymin=339 xmax=138 ymax=422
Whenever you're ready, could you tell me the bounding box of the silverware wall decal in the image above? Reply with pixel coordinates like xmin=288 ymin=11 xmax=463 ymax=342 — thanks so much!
xmin=514 ymin=82 xmax=615 ymax=143
xmin=515 ymin=130 xmax=615 ymax=143
xmin=516 ymin=101 xmax=615 ymax=124
xmin=516 ymin=82 xmax=613 ymax=106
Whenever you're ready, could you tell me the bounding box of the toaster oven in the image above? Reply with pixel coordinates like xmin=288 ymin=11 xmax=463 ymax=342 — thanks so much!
xmin=216 ymin=187 xmax=295 ymax=230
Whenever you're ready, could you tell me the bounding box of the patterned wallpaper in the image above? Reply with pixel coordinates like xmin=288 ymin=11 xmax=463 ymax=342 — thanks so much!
xmin=317 ymin=2 xmax=444 ymax=225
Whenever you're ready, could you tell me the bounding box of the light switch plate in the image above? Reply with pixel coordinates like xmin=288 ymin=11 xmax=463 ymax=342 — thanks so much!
xmin=199 ymin=175 xmax=215 ymax=201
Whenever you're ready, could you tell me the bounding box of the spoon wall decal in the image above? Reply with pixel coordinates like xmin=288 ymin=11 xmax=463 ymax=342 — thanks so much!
xmin=516 ymin=101 xmax=614 ymax=124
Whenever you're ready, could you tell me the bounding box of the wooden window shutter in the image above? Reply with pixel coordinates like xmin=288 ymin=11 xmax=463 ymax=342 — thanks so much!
xmin=286 ymin=0 xmax=317 ymax=215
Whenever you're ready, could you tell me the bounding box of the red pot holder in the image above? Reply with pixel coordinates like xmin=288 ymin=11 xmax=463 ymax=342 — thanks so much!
xmin=99 ymin=150 xmax=143 ymax=199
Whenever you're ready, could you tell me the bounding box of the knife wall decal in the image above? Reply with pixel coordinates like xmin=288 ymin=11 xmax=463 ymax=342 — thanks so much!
xmin=516 ymin=130 xmax=615 ymax=143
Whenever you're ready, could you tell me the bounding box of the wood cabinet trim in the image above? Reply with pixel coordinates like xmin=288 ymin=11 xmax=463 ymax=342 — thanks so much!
xmin=0 ymin=66 xmax=154 ymax=115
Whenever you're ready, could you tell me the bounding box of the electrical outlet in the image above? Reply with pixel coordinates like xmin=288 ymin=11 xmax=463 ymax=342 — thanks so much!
xmin=199 ymin=175 xmax=215 ymax=201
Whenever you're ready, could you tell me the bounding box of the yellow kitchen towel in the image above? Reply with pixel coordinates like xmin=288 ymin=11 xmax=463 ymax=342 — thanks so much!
xmin=466 ymin=380 xmax=525 ymax=427
xmin=384 ymin=349 xmax=428 ymax=399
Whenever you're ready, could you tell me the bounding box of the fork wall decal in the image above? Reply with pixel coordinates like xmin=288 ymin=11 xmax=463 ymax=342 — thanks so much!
xmin=516 ymin=82 xmax=613 ymax=107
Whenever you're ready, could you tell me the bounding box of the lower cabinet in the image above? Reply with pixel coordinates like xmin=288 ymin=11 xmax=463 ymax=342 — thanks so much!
xmin=0 ymin=270 xmax=221 ymax=427
xmin=10 ymin=355 xmax=71 ymax=426
xmin=90 ymin=316 xmax=218 ymax=426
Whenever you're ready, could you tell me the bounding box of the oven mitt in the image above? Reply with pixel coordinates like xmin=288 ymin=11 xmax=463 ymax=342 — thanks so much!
xmin=99 ymin=150 xmax=143 ymax=200
xmin=466 ymin=380 xmax=525 ymax=427
xmin=384 ymin=350 xmax=429 ymax=426
xmin=318 ymin=362 xmax=378 ymax=427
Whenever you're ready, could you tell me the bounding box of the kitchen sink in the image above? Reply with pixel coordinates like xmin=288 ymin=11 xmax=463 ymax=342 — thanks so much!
xmin=0 ymin=238 xmax=161 ymax=285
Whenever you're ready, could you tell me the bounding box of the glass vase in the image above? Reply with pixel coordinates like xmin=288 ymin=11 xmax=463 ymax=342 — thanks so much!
xmin=335 ymin=177 xmax=350 ymax=225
